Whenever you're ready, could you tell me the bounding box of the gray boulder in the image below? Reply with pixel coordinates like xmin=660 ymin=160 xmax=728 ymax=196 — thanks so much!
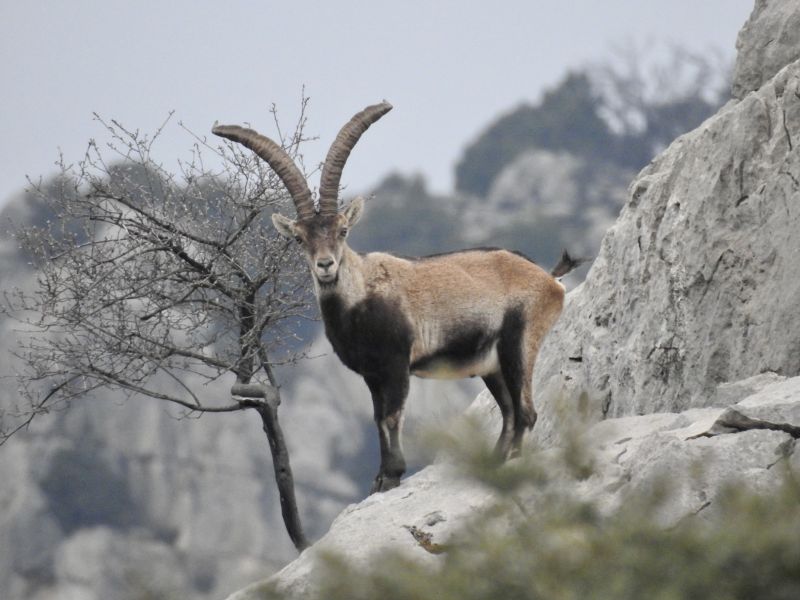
xmin=732 ymin=0 xmax=800 ymax=99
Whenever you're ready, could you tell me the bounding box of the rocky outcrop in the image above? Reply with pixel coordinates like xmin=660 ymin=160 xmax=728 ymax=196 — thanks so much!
xmin=732 ymin=0 xmax=800 ymax=99
xmin=530 ymin=34 xmax=800 ymax=445
xmin=231 ymin=374 xmax=800 ymax=600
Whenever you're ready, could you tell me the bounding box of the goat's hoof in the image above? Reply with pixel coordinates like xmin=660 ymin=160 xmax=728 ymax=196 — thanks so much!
xmin=370 ymin=474 xmax=401 ymax=494
xmin=492 ymin=446 xmax=511 ymax=465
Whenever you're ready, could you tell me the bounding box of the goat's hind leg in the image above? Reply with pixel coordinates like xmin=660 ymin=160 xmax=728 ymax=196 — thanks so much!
xmin=482 ymin=372 xmax=516 ymax=461
xmin=492 ymin=305 xmax=539 ymax=458
xmin=365 ymin=373 xmax=409 ymax=494
xmin=513 ymin=321 xmax=547 ymax=453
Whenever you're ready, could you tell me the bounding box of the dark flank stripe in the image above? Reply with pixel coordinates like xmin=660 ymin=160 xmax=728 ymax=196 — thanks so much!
xmin=410 ymin=323 xmax=497 ymax=374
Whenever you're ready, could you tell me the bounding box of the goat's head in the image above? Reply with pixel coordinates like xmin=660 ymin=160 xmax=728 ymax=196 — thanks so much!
xmin=212 ymin=102 xmax=392 ymax=286
xmin=271 ymin=200 xmax=364 ymax=285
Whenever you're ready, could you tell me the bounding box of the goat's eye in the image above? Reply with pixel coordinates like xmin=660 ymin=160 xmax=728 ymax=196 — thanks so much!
xmin=293 ymin=235 xmax=303 ymax=244
xmin=339 ymin=227 xmax=348 ymax=239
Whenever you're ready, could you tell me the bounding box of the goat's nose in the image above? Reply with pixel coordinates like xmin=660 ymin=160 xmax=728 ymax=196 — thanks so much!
xmin=316 ymin=258 xmax=334 ymax=270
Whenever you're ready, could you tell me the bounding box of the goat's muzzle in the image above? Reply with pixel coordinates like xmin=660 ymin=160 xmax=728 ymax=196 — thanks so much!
xmin=315 ymin=257 xmax=338 ymax=283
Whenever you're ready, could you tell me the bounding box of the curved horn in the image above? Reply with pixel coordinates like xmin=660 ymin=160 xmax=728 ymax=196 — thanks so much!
xmin=318 ymin=101 xmax=393 ymax=217
xmin=212 ymin=123 xmax=315 ymax=221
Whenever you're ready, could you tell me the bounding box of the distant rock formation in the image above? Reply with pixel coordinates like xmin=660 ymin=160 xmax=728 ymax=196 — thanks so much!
xmin=457 ymin=148 xmax=632 ymax=265
xmin=0 ymin=386 xmax=293 ymax=600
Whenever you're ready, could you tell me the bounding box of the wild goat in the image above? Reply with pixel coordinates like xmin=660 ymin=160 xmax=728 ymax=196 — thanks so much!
xmin=213 ymin=102 xmax=583 ymax=493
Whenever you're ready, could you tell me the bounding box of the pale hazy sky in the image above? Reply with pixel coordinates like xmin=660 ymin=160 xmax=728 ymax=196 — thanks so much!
xmin=1 ymin=1 xmax=754 ymax=209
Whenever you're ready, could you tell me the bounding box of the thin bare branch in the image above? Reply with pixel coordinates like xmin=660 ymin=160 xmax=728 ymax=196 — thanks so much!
xmin=6 ymin=101 xmax=315 ymax=432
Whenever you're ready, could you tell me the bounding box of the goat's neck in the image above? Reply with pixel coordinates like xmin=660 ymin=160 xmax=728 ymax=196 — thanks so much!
xmin=314 ymin=245 xmax=366 ymax=308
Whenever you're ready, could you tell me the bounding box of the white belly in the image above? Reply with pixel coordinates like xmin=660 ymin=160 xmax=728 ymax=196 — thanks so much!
xmin=411 ymin=344 xmax=499 ymax=380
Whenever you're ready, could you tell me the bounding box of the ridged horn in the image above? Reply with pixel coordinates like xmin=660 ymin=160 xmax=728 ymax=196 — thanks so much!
xmin=318 ymin=101 xmax=393 ymax=217
xmin=212 ymin=123 xmax=315 ymax=221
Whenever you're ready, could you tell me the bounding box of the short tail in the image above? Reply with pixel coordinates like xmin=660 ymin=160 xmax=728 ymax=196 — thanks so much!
xmin=550 ymin=249 xmax=591 ymax=278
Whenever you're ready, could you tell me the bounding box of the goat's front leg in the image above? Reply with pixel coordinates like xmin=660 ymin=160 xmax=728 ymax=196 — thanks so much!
xmin=365 ymin=373 xmax=409 ymax=493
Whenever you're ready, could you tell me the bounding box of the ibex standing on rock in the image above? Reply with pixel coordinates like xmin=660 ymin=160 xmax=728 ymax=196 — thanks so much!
xmin=213 ymin=102 xmax=583 ymax=493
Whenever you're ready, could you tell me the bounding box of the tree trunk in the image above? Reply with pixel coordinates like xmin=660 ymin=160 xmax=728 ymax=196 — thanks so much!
xmin=256 ymin=398 xmax=310 ymax=552
xmin=232 ymin=383 xmax=309 ymax=553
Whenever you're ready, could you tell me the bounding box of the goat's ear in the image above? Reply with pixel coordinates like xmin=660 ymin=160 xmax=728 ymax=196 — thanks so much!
xmin=271 ymin=213 xmax=297 ymax=239
xmin=343 ymin=196 xmax=365 ymax=227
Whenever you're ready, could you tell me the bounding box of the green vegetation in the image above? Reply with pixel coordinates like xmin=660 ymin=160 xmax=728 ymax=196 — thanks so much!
xmin=319 ymin=477 xmax=800 ymax=599
xmin=265 ymin=430 xmax=800 ymax=600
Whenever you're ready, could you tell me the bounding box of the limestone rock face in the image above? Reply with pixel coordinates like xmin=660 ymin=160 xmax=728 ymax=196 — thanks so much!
xmin=229 ymin=375 xmax=800 ymax=600
xmin=530 ymin=54 xmax=800 ymax=445
xmin=732 ymin=0 xmax=800 ymax=99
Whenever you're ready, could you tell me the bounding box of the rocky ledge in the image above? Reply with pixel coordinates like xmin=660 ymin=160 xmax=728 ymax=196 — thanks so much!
xmin=229 ymin=373 xmax=800 ymax=600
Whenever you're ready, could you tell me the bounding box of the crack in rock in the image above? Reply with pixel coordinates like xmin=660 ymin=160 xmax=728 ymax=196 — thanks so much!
xmin=712 ymin=408 xmax=800 ymax=438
